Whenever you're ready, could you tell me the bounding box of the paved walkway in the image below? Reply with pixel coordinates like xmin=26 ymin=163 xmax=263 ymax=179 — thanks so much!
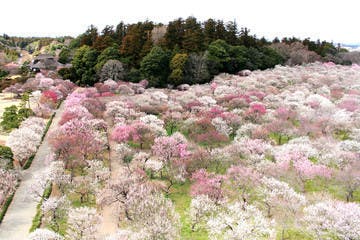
xmin=0 ymin=103 xmax=65 ymax=240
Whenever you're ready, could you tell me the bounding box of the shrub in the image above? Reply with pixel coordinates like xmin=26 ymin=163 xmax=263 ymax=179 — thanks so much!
xmin=0 ymin=146 xmax=13 ymax=169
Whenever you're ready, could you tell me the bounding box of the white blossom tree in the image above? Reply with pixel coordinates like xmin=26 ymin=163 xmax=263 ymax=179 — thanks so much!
xmin=66 ymin=207 xmax=101 ymax=240
xmin=303 ymin=200 xmax=360 ymax=240
xmin=207 ymin=202 xmax=275 ymax=240
xmin=41 ymin=196 xmax=69 ymax=231
xmin=189 ymin=195 xmax=217 ymax=231
xmin=27 ymin=228 xmax=63 ymax=240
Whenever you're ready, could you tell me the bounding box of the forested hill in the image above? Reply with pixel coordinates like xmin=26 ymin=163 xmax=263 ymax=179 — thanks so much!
xmin=56 ymin=17 xmax=353 ymax=87
xmin=1 ymin=17 xmax=357 ymax=88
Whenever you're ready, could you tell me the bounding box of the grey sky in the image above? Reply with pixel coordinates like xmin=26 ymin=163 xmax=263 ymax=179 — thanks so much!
xmin=1 ymin=0 xmax=359 ymax=44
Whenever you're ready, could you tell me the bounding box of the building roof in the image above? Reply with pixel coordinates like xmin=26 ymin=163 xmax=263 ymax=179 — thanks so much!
xmin=33 ymin=54 xmax=55 ymax=60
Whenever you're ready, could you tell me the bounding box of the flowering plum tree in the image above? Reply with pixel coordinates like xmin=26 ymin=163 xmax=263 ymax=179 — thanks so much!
xmin=126 ymin=193 xmax=180 ymax=240
xmin=41 ymin=196 xmax=69 ymax=231
xmin=6 ymin=117 xmax=46 ymax=166
xmin=189 ymin=195 xmax=217 ymax=231
xmin=66 ymin=207 xmax=101 ymax=240
xmin=111 ymin=121 xmax=154 ymax=149
xmin=261 ymin=177 xmax=306 ymax=218
xmin=152 ymin=133 xmax=190 ymax=163
xmin=303 ymin=200 xmax=360 ymax=240
xmin=190 ymin=169 xmax=225 ymax=203
xmin=336 ymin=161 xmax=360 ymax=202
xmin=0 ymin=169 xmax=18 ymax=205
xmin=49 ymin=119 xmax=103 ymax=172
xmin=59 ymin=105 xmax=93 ymax=125
xmin=226 ymin=165 xmax=261 ymax=206
xmin=27 ymin=228 xmax=64 ymax=240
xmin=207 ymin=202 xmax=275 ymax=240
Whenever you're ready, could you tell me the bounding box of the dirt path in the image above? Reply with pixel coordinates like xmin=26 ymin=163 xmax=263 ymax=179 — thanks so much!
xmin=0 ymin=103 xmax=65 ymax=240
xmin=97 ymin=118 xmax=123 ymax=238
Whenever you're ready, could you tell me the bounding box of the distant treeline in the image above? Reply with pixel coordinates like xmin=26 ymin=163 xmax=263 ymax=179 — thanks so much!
xmin=1 ymin=17 xmax=351 ymax=87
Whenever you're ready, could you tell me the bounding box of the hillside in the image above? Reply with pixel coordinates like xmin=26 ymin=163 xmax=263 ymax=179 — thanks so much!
xmin=0 ymin=62 xmax=359 ymax=239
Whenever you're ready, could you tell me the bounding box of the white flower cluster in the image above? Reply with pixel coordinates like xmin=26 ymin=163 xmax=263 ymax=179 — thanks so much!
xmin=261 ymin=177 xmax=306 ymax=211
xmin=207 ymin=202 xmax=275 ymax=240
xmin=303 ymin=200 xmax=360 ymax=240
xmin=140 ymin=114 xmax=166 ymax=136
xmin=234 ymin=123 xmax=259 ymax=140
xmin=273 ymin=137 xmax=318 ymax=161
xmin=198 ymin=96 xmax=217 ymax=107
xmin=213 ymin=85 xmax=237 ymax=97
xmin=113 ymin=143 xmax=133 ymax=158
xmin=105 ymin=101 xmax=139 ymax=122
xmin=211 ymin=117 xmax=232 ymax=136
xmin=150 ymin=91 xmax=168 ymax=102
xmin=144 ymin=158 xmax=163 ymax=172
xmin=190 ymin=195 xmax=217 ymax=230
xmin=339 ymin=140 xmax=360 ymax=153
xmin=66 ymin=207 xmax=101 ymax=240
xmin=7 ymin=117 xmax=46 ymax=164
xmin=27 ymin=229 xmax=64 ymax=240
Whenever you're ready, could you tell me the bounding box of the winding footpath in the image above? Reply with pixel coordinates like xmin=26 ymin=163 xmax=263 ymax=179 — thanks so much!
xmin=0 ymin=102 xmax=65 ymax=240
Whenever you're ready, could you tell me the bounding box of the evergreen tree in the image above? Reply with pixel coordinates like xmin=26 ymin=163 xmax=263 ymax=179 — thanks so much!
xmin=58 ymin=47 xmax=71 ymax=64
xmin=72 ymin=45 xmax=98 ymax=86
xmin=204 ymin=19 xmax=217 ymax=45
xmin=95 ymin=44 xmax=122 ymax=72
xmin=115 ymin=21 xmax=127 ymax=45
xmin=169 ymin=53 xmax=188 ymax=86
xmin=140 ymin=46 xmax=170 ymax=87
xmin=182 ymin=17 xmax=204 ymax=52
xmin=164 ymin=18 xmax=184 ymax=50
xmin=239 ymin=28 xmax=257 ymax=47
xmin=225 ymin=21 xmax=239 ymax=45
xmin=79 ymin=25 xmax=98 ymax=47
xmin=121 ymin=21 xmax=154 ymax=67
xmin=215 ymin=20 xmax=227 ymax=41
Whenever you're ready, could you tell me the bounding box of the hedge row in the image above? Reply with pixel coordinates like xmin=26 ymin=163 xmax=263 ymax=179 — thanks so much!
xmin=29 ymin=183 xmax=53 ymax=232
xmin=0 ymin=192 xmax=15 ymax=224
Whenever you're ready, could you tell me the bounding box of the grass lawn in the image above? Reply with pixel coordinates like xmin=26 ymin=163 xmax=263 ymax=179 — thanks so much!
xmin=168 ymin=181 xmax=208 ymax=240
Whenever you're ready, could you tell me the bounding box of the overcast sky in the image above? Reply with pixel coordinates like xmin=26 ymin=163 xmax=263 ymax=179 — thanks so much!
xmin=0 ymin=0 xmax=359 ymax=44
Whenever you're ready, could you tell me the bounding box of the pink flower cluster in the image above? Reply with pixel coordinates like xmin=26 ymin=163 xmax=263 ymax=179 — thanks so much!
xmin=277 ymin=152 xmax=332 ymax=179
xmin=152 ymin=135 xmax=190 ymax=162
xmin=190 ymin=169 xmax=225 ymax=203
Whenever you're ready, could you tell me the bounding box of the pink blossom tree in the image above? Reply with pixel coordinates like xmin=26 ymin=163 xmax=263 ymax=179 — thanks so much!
xmin=275 ymin=151 xmax=332 ymax=192
xmin=111 ymin=121 xmax=154 ymax=149
xmin=59 ymin=105 xmax=93 ymax=125
xmin=151 ymin=133 xmax=190 ymax=191
xmin=226 ymin=165 xmax=261 ymax=207
xmin=336 ymin=161 xmax=360 ymax=202
xmin=190 ymin=169 xmax=225 ymax=203
xmin=49 ymin=119 xmax=103 ymax=175
xmin=152 ymin=134 xmax=190 ymax=164
xmin=244 ymin=102 xmax=267 ymax=122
